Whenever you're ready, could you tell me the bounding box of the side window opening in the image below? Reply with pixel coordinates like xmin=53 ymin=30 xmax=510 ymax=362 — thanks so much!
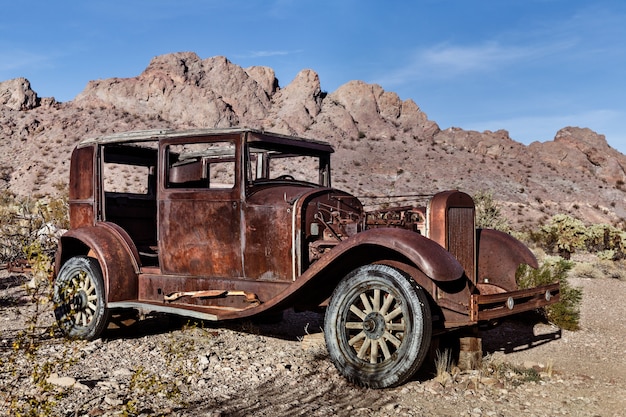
xmin=167 ymin=142 xmax=236 ymax=189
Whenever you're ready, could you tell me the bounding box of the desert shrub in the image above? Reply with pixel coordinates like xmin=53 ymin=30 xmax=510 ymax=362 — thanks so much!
xmin=585 ymin=223 xmax=624 ymax=259
xmin=595 ymin=259 xmax=626 ymax=281
xmin=0 ymin=193 xmax=66 ymax=413
xmin=597 ymin=249 xmax=616 ymax=261
xmin=0 ymin=165 xmax=12 ymax=184
xmin=0 ymin=191 xmax=68 ymax=264
xmin=530 ymin=214 xmax=587 ymax=259
xmin=434 ymin=349 xmax=454 ymax=386
xmin=473 ymin=190 xmax=510 ymax=232
xmin=571 ymin=262 xmax=603 ymax=279
xmin=0 ymin=273 xmax=78 ymax=416
xmin=517 ymin=256 xmax=582 ymax=331
xmin=530 ymin=215 xmax=625 ymax=260
xmin=481 ymin=355 xmax=547 ymax=386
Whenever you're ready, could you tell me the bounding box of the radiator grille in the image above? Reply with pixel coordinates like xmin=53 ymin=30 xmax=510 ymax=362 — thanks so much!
xmin=447 ymin=207 xmax=475 ymax=282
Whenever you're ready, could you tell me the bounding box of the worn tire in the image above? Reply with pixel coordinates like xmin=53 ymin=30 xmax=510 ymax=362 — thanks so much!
xmin=53 ymin=256 xmax=109 ymax=340
xmin=324 ymin=264 xmax=432 ymax=388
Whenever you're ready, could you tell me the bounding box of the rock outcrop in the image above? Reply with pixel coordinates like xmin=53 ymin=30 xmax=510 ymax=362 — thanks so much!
xmin=0 ymin=78 xmax=40 ymax=111
xmin=530 ymin=127 xmax=626 ymax=187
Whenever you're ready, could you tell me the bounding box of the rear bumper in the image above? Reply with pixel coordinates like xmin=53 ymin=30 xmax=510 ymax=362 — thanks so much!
xmin=470 ymin=282 xmax=560 ymax=322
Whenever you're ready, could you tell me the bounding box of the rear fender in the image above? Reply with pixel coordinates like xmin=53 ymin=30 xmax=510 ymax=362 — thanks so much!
xmin=476 ymin=229 xmax=538 ymax=292
xmin=54 ymin=222 xmax=140 ymax=302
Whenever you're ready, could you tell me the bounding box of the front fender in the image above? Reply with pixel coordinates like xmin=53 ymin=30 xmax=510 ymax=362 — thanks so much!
xmin=325 ymin=228 xmax=465 ymax=282
xmin=229 ymin=228 xmax=465 ymax=317
xmin=476 ymin=229 xmax=538 ymax=292
xmin=55 ymin=222 xmax=140 ymax=302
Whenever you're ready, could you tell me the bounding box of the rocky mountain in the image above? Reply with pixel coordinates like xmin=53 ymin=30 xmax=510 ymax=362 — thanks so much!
xmin=1 ymin=52 xmax=624 ymax=229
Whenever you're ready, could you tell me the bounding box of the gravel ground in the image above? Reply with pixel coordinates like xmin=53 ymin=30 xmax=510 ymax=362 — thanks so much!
xmin=1 ymin=269 xmax=625 ymax=417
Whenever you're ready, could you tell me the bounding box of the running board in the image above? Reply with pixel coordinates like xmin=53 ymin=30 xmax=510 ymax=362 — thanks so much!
xmin=163 ymin=289 xmax=259 ymax=304
xmin=107 ymin=301 xmax=228 ymax=321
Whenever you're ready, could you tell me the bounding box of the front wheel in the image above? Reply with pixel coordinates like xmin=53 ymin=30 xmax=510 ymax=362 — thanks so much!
xmin=53 ymin=256 xmax=109 ymax=340
xmin=324 ymin=264 xmax=432 ymax=388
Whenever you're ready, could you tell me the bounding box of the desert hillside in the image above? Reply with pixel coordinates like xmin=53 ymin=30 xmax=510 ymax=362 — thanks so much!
xmin=1 ymin=52 xmax=624 ymax=229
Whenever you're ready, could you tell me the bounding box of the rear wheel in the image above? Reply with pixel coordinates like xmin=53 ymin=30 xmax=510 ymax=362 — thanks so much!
xmin=53 ymin=256 xmax=109 ymax=340
xmin=324 ymin=264 xmax=432 ymax=388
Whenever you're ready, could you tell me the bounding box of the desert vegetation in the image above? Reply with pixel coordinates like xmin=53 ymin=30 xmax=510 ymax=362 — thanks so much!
xmin=0 ymin=187 xmax=68 ymax=267
xmin=475 ymin=190 xmax=625 ymax=330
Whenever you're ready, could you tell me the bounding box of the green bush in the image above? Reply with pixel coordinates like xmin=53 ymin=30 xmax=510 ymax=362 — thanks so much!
xmin=585 ymin=224 xmax=625 ymax=260
xmin=530 ymin=214 xmax=625 ymax=260
xmin=473 ymin=190 xmax=510 ymax=232
xmin=517 ymin=256 xmax=582 ymax=331
xmin=541 ymin=214 xmax=586 ymax=258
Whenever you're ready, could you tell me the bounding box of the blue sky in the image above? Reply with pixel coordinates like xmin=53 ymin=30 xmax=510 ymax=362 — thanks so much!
xmin=2 ymin=1 xmax=625 ymax=153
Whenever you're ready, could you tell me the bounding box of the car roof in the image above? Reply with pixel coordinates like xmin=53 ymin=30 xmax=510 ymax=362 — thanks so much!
xmin=78 ymin=127 xmax=334 ymax=153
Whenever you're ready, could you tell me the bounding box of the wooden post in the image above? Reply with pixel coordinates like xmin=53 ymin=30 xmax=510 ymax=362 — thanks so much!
xmin=457 ymin=327 xmax=482 ymax=370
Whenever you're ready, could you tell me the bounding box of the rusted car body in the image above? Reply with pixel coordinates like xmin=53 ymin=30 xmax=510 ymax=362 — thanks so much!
xmin=53 ymin=128 xmax=559 ymax=388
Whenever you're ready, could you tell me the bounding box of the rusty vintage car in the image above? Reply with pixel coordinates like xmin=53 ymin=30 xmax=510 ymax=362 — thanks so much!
xmin=53 ymin=128 xmax=559 ymax=388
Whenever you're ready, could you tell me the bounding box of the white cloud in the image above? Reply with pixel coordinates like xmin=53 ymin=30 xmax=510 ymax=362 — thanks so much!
xmin=249 ymin=50 xmax=293 ymax=58
xmin=235 ymin=49 xmax=303 ymax=59
xmin=374 ymin=4 xmax=624 ymax=89
xmin=375 ymin=38 xmax=575 ymax=87
xmin=0 ymin=50 xmax=48 ymax=73
xmin=419 ymin=42 xmax=531 ymax=72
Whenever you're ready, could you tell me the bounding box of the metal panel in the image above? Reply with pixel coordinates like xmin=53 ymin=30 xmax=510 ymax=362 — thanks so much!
xmin=159 ymin=198 xmax=243 ymax=277
xmin=243 ymin=197 xmax=294 ymax=282
xmin=68 ymin=146 xmax=96 ymax=229
xmin=447 ymin=207 xmax=476 ymax=283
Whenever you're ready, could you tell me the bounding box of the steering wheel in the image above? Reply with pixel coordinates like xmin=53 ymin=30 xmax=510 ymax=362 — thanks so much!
xmin=276 ymin=174 xmax=295 ymax=180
